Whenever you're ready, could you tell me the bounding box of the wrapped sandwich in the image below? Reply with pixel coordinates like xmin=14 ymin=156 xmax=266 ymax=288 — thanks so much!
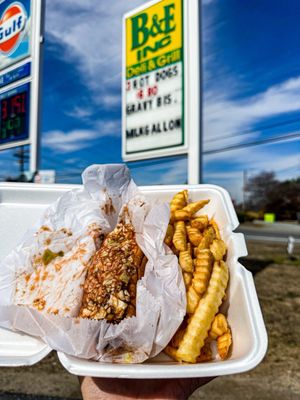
xmin=0 ymin=164 xmax=186 ymax=362
xmin=79 ymin=220 xmax=147 ymax=322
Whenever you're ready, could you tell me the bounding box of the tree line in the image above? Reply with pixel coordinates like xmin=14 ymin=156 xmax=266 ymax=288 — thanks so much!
xmin=243 ymin=172 xmax=299 ymax=221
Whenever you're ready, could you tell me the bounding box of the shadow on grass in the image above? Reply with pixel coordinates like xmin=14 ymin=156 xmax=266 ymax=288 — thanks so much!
xmin=239 ymin=257 xmax=274 ymax=275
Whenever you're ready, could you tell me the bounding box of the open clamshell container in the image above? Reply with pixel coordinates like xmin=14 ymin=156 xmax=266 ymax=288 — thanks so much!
xmin=0 ymin=183 xmax=267 ymax=374
xmin=0 ymin=183 xmax=74 ymax=366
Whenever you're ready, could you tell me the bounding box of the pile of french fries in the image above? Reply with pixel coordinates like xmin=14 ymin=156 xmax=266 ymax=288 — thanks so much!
xmin=164 ymin=190 xmax=232 ymax=363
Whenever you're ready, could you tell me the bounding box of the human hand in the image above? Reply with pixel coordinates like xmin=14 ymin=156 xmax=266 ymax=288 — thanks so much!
xmin=80 ymin=376 xmax=214 ymax=400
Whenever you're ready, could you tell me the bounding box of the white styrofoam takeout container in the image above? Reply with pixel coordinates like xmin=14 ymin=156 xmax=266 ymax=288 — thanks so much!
xmin=0 ymin=182 xmax=267 ymax=375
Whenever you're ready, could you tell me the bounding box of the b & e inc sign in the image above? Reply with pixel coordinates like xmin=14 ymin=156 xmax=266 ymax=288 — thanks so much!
xmin=123 ymin=0 xmax=186 ymax=161
xmin=122 ymin=0 xmax=201 ymax=184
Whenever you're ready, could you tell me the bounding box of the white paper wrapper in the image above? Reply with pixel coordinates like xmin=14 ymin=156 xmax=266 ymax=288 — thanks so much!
xmin=0 ymin=164 xmax=186 ymax=362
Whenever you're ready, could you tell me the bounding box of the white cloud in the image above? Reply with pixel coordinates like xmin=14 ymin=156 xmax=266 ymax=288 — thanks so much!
xmin=45 ymin=0 xmax=145 ymax=106
xmin=204 ymin=75 xmax=300 ymax=151
xmin=159 ymin=158 xmax=187 ymax=184
xmin=42 ymin=120 xmax=121 ymax=153
xmin=42 ymin=129 xmax=99 ymax=152
xmin=101 ymin=94 xmax=121 ymax=108
xmin=94 ymin=119 xmax=121 ymax=136
xmin=64 ymin=157 xmax=82 ymax=165
xmin=64 ymin=106 xmax=94 ymax=119
xmin=205 ymin=170 xmax=242 ymax=180
xmin=129 ymin=157 xmax=187 ymax=185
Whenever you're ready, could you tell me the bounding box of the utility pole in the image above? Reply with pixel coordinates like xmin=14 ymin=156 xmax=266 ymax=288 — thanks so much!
xmin=243 ymin=169 xmax=247 ymax=211
xmin=13 ymin=147 xmax=30 ymax=177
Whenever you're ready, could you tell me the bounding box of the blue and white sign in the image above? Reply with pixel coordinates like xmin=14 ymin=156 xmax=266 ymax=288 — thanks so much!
xmin=0 ymin=61 xmax=30 ymax=87
xmin=0 ymin=0 xmax=31 ymax=69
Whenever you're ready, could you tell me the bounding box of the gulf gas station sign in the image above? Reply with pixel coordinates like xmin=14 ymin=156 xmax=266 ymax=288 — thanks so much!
xmin=0 ymin=0 xmax=31 ymax=70
xmin=122 ymin=0 xmax=187 ymax=161
xmin=0 ymin=0 xmax=43 ymax=173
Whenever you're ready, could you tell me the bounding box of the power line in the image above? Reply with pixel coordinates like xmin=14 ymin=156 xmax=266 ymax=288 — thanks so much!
xmin=203 ymin=116 xmax=300 ymax=144
xmin=203 ymin=132 xmax=300 ymax=155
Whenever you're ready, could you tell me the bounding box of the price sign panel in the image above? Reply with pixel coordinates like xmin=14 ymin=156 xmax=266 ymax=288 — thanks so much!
xmin=0 ymin=82 xmax=30 ymax=146
xmin=123 ymin=0 xmax=187 ymax=161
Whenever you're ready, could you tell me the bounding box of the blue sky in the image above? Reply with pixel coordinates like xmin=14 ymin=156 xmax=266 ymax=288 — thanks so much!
xmin=0 ymin=0 xmax=299 ymax=202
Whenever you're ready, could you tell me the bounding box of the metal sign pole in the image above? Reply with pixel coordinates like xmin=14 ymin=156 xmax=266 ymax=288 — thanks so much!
xmin=187 ymin=0 xmax=200 ymax=184
xmin=29 ymin=0 xmax=43 ymax=173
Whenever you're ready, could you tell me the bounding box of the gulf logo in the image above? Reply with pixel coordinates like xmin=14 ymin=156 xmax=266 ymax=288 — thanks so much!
xmin=0 ymin=2 xmax=27 ymax=55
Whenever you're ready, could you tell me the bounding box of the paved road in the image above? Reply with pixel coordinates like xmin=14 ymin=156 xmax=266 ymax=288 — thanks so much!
xmin=236 ymin=223 xmax=300 ymax=243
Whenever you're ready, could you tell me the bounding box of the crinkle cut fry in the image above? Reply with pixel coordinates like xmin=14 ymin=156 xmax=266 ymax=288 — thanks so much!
xmin=210 ymin=219 xmax=221 ymax=239
xmin=173 ymin=221 xmax=187 ymax=252
xmin=217 ymin=328 xmax=232 ymax=360
xmin=183 ymin=271 xmax=192 ymax=288
xmin=179 ymin=243 xmax=193 ymax=272
xmin=182 ymin=199 xmax=210 ymax=216
xmin=209 ymin=312 xmax=228 ymax=339
xmin=192 ymin=249 xmax=214 ymax=295
xmin=198 ymin=226 xmax=215 ymax=250
xmin=170 ymin=190 xmax=188 ymax=220
xmin=176 ymin=260 xmax=229 ymax=363
xmin=186 ymin=284 xmax=201 ymax=314
xmin=210 ymin=239 xmax=227 ymax=261
xmin=191 ymin=215 xmax=209 ymax=230
xmin=186 ymin=225 xmax=202 ymax=246
xmin=196 ymin=339 xmax=212 ymax=362
xmin=164 ymin=224 xmax=174 ymax=247
xmin=164 ymin=345 xmax=181 ymax=362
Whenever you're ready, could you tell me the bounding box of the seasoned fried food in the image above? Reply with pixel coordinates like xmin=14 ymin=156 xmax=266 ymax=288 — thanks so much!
xmin=176 ymin=260 xmax=229 ymax=363
xmin=171 ymin=245 xmax=179 ymax=256
xmin=173 ymin=221 xmax=187 ymax=252
xmin=198 ymin=226 xmax=215 ymax=250
xmin=210 ymin=239 xmax=227 ymax=261
xmin=192 ymin=249 xmax=214 ymax=295
xmin=210 ymin=219 xmax=221 ymax=239
xmin=182 ymin=200 xmax=210 ymax=216
xmin=217 ymin=329 xmax=232 ymax=360
xmin=191 ymin=215 xmax=209 ymax=230
xmin=186 ymin=285 xmax=201 ymax=314
xmin=186 ymin=225 xmax=202 ymax=246
xmin=164 ymin=345 xmax=181 ymax=362
xmin=164 ymin=224 xmax=174 ymax=247
xmin=170 ymin=190 xmax=188 ymax=220
xmin=79 ymin=222 xmax=144 ymax=322
xmin=196 ymin=339 xmax=212 ymax=362
xmin=174 ymin=209 xmax=190 ymax=221
xmin=183 ymin=271 xmax=193 ymax=288
xmin=209 ymin=313 xmax=229 ymax=339
xmin=170 ymin=325 xmax=186 ymax=348
xmin=165 ymin=189 xmax=231 ymax=364
xmin=179 ymin=243 xmax=193 ymax=273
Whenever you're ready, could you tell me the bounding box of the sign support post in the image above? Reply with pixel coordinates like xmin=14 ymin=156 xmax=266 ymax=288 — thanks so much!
xmin=186 ymin=0 xmax=200 ymax=184
xmin=29 ymin=0 xmax=43 ymax=173
xmin=122 ymin=0 xmax=201 ymax=184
